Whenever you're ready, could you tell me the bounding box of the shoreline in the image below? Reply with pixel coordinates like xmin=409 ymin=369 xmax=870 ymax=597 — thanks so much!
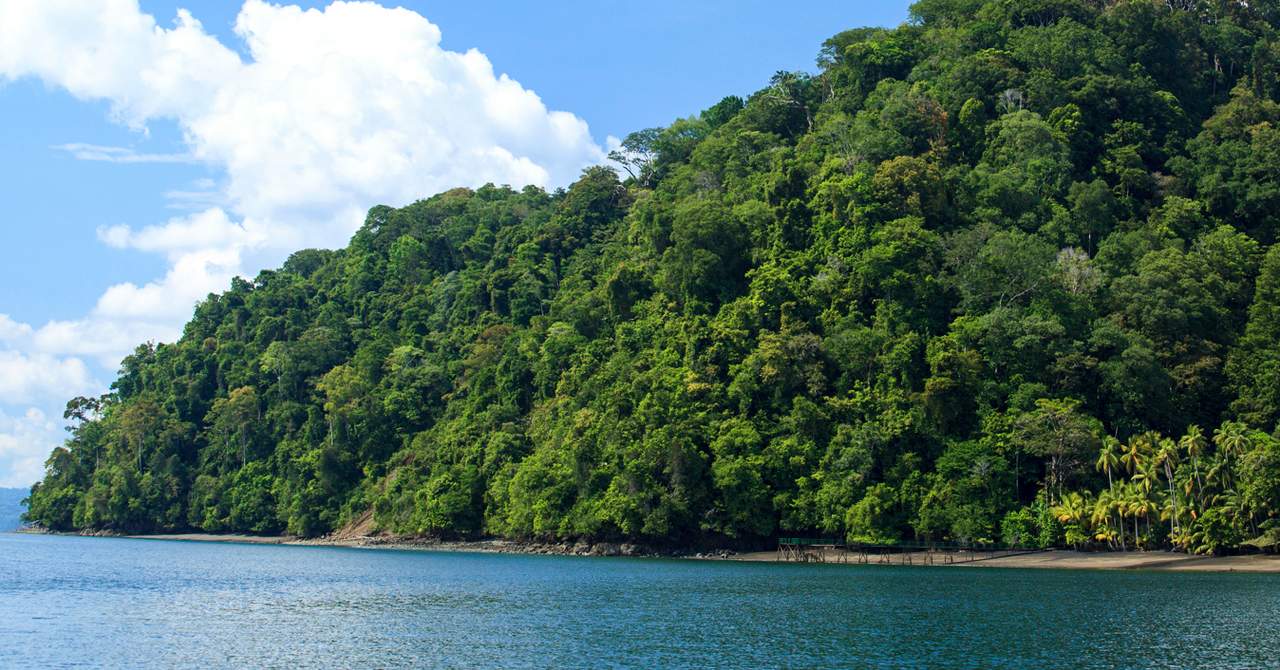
xmin=25 ymin=529 xmax=1280 ymax=573
xmin=729 ymin=548 xmax=1280 ymax=572
xmin=30 ymin=529 xmax=689 ymax=559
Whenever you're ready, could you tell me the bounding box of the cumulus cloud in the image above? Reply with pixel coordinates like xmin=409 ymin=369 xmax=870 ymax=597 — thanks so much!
xmin=0 ymin=351 xmax=96 ymax=406
xmin=97 ymin=249 xmax=242 ymax=321
xmin=0 ymin=314 xmax=97 ymax=486
xmin=0 ymin=1 xmax=607 ymax=485
xmin=0 ymin=0 xmax=604 ymax=370
xmin=1 ymin=0 xmax=604 ymax=254
xmin=28 ymin=323 xmax=175 ymax=376
xmin=0 ymin=316 xmax=33 ymax=343
xmin=97 ymin=207 xmax=262 ymax=258
xmin=0 ymin=314 xmax=101 ymax=404
xmin=0 ymin=408 xmax=62 ymax=488
xmin=200 ymin=0 xmax=602 ymax=230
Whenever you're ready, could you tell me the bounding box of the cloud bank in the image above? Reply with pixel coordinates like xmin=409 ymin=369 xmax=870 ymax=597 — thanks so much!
xmin=0 ymin=0 xmax=606 ymax=485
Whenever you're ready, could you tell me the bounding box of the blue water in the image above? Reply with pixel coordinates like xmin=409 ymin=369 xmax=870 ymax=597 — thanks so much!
xmin=1 ymin=533 xmax=1278 ymax=668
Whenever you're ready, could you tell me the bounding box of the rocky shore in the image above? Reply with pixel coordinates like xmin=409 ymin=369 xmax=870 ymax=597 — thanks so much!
xmin=17 ymin=527 xmax=734 ymax=560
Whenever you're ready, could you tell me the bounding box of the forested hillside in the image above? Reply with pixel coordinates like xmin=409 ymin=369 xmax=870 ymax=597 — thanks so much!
xmin=25 ymin=0 xmax=1280 ymax=553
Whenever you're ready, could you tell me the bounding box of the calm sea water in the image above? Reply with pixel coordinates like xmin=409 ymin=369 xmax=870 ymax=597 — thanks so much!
xmin=1 ymin=533 xmax=1277 ymax=669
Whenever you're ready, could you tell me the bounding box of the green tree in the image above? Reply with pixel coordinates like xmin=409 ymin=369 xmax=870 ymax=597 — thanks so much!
xmin=1014 ymin=398 xmax=1103 ymax=502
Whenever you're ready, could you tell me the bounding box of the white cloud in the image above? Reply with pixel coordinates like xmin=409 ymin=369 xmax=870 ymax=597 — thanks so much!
xmin=0 ymin=2 xmax=241 ymax=126
xmin=95 ymin=247 xmax=242 ymax=321
xmin=0 ymin=0 xmax=605 ymax=367
xmin=0 ymin=351 xmax=96 ymax=405
xmin=192 ymin=0 xmax=601 ymax=232
xmin=0 ymin=408 xmax=62 ymax=488
xmin=54 ymin=143 xmax=194 ymax=164
xmin=97 ymin=207 xmax=260 ymax=259
xmin=2 ymin=0 xmax=604 ymax=256
xmin=0 ymin=315 xmax=33 ymax=342
xmin=0 ymin=1 xmax=607 ymax=486
xmin=32 ymin=224 xmax=247 ymax=368
xmin=29 ymin=320 xmax=168 ymax=372
xmin=0 ymin=0 xmax=609 ymax=486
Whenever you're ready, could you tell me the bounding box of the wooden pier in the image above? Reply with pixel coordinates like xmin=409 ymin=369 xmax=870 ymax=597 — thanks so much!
xmin=776 ymin=537 xmax=1043 ymax=566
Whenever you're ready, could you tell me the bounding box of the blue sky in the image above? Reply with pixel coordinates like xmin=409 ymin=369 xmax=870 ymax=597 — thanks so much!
xmin=0 ymin=0 xmax=910 ymax=486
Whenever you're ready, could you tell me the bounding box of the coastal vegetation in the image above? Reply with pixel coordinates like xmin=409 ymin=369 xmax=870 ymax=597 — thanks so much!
xmin=24 ymin=0 xmax=1280 ymax=553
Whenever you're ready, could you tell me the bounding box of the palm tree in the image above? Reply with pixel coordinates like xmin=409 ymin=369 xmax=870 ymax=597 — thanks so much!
xmin=1205 ymin=454 xmax=1231 ymax=492
xmin=1187 ymin=519 xmax=1213 ymax=555
xmin=1212 ymin=422 xmax=1251 ymax=492
xmin=1053 ymin=491 xmax=1091 ymax=549
xmin=1211 ymin=425 xmax=1259 ymax=537
xmin=1194 ymin=489 xmax=1249 ymax=553
xmin=1132 ymin=459 xmax=1156 ymax=496
xmin=1214 ymin=422 xmax=1251 ymax=461
xmin=1160 ymin=497 xmax=1190 ymax=551
xmin=1154 ymin=437 xmax=1181 ymax=543
xmin=1096 ymin=437 xmax=1121 ymax=488
xmin=1112 ymin=485 xmax=1132 ymax=551
xmin=1124 ymin=483 xmax=1157 ymax=550
xmin=1092 ymin=487 xmax=1121 ymax=550
xmin=1135 ymin=459 xmax=1162 ymax=540
xmin=1120 ymin=433 xmax=1152 ymax=475
xmin=1117 ymin=483 xmax=1134 ymax=548
xmin=1179 ymin=425 xmax=1207 ymax=506
xmin=1137 ymin=495 xmax=1158 ymax=548
xmin=1217 ymin=489 xmax=1246 ymax=529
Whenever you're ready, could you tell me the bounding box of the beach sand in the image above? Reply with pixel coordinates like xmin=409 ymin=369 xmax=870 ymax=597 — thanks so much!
xmin=105 ymin=532 xmax=1280 ymax=573
xmin=960 ymin=549 xmax=1280 ymax=573
xmin=732 ymin=548 xmax=1280 ymax=572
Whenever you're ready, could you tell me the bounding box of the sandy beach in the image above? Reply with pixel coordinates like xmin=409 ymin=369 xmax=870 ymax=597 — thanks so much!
xmin=961 ymin=550 xmax=1280 ymax=573
xmin=104 ymin=531 xmax=1280 ymax=573
xmin=731 ymin=548 xmax=1280 ymax=573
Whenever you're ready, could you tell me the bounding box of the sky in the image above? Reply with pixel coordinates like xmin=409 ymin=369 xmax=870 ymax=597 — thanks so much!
xmin=0 ymin=0 xmax=912 ymax=487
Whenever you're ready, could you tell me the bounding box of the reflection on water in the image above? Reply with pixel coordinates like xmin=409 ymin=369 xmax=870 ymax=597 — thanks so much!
xmin=1 ymin=532 xmax=1277 ymax=669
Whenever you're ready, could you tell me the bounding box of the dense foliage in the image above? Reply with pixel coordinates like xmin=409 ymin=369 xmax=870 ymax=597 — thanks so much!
xmin=26 ymin=0 xmax=1280 ymax=553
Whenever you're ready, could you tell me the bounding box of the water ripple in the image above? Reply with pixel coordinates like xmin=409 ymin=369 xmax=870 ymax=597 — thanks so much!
xmin=0 ymin=533 xmax=1277 ymax=669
